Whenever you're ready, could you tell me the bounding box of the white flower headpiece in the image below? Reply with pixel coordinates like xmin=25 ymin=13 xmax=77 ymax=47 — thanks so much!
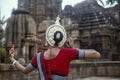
xmin=45 ymin=15 xmax=67 ymax=47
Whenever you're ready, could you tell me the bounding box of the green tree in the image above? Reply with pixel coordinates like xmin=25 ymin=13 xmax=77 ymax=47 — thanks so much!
xmin=0 ymin=48 xmax=6 ymax=63
xmin=0 ymin=16 xmax=7 ymax=26
xmin=0 ymin=9 xmax=7 ymax=47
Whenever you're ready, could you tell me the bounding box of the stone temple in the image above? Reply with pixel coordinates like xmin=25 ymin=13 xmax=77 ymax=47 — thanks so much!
xmin=5 ymin=5 xmax=40 ymax=63
xmin=18 ymin=0 xmax=62 ymax=28
xmin=5 ymin=0 xmax=120 ymax=64
xmin=62 ymin=0 xmax=120 ymax=61
xmin=36 ymin=0 xmax=119 ymax=61
xmin=0 ymin=0 xmax=120 ymax=80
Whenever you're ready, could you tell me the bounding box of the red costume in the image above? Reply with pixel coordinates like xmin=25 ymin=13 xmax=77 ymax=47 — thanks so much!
xmin=29 ymin=48 xmax=85 ymax=80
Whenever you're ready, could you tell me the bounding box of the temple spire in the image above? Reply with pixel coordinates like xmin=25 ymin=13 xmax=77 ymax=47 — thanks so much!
xmin=55 ymin=15 xmax=60 ymax=25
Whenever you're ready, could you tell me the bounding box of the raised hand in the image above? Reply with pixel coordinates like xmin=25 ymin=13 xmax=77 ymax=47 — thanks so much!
xmin=9 ymin=44 xmax=15 ymax=54
xmin=9 ymin=44 xmax=15 ymax=61
xmin=65 ymin=35 xmax=74 ymax=48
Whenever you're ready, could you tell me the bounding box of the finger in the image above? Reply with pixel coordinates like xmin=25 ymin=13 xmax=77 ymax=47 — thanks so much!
xmin=9 ymin=50 xmax=13 ymax=54
xmin=68 ymin=38 xmax=72 ymax=44
xmin=67 ymin=35 xmax=72 ymax=40
xmin=67 ymin=37 xmax=74 ymax=48
xmin=69 ymin=35 xmax=73 ymax=42
xmin=12 ymin=44 xmax=15 ymax=48
xmin=66 ymin=43 xmax=70 ymax=48
xmin=9 ymin=48 xmax=15 ymax=54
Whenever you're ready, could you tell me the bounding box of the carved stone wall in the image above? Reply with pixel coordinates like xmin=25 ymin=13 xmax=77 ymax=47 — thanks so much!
xmin=5 ymin=7 xmax=40 ymax=63
xmin=16 ymin=0 xmax=120 ymax=61
xmin=0 ymin=62 xmax=120 ymax=80
xmin=18 ymin=0 xmax=62 ymax=27
xmin=37 ymin=20 xmax=54 ymax=51
xmin=62 ymin=0 xmax=120 ymax=61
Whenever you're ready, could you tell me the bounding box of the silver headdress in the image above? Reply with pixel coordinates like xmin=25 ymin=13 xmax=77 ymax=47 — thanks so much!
xmin=45 ymin=15 xmax=67 ymax=47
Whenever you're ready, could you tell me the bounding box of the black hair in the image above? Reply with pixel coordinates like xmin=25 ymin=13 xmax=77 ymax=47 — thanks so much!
xmin=53 ymin=31 xmax=63 ymax=46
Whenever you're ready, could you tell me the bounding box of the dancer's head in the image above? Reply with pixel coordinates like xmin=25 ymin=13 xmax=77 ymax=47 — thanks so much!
xmin=45 ymin=16 xmax=67 ymax=47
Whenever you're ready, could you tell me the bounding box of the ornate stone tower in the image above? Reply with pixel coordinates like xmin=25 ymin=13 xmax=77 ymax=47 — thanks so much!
xmin=62 ymin=0 xmax=120 ymax=61
xmin=5 ymin=6 xmax=40 ymax=63
xmin=18 ymin=0 xmax=63 ymax=28
xmin=37 ymin=19 xmax=54 ymax=51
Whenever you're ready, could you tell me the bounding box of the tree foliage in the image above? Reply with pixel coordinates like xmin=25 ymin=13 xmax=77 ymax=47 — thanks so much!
xmin=0 ymin=16 xmax=7 ymax=26
xmin=0 ymin=48 xmax=6 ymax=63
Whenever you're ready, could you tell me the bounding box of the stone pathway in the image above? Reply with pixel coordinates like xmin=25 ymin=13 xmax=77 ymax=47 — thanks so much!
xmin=76 ymin=77 xmax=120 ymax=80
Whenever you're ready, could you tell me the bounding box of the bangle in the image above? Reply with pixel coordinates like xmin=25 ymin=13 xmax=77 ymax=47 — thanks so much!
xmin=12 ymin=60 xmax=17 ymax=67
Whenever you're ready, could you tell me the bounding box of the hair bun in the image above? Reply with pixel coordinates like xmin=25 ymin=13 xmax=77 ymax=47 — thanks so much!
xmin=45 ymin=16 xmax=66 ymax=47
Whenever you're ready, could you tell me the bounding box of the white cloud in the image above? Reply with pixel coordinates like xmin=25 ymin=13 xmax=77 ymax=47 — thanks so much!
xmin=62 ymin=0 xmax=85 ymax=9
xmin=0 ymin=0 xmax=116 ymax=20
xmin=0 ymin=0 xmax=18 ymax=20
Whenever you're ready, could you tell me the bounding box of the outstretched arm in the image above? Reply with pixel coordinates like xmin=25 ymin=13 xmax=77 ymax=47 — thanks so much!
xmin=9 ymin=44 xmax=33 ymax=74
xmin=82 ymin=49 xmax=101 ymax=59
xmin=65 ymin=35 xmax=101 ymax=59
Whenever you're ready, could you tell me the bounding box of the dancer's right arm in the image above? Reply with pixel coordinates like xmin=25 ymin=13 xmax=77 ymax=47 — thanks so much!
xmin=9 ymin=45 xmax=33 ymax=74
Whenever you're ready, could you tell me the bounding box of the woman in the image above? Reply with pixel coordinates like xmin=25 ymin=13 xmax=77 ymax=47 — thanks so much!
xmin=9 ymin=16 xmax=101 ymax=80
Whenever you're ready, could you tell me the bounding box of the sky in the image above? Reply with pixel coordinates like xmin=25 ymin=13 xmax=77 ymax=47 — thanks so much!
xmin=0 ymin=0 xmax=117 ymax=26
xmin=1 ymin=0 xmax=85 ymax=19
xmin=0 ymin=0 xmax=111 ymax=20
xmin=0 ymin=0 xmax=18 ymax=20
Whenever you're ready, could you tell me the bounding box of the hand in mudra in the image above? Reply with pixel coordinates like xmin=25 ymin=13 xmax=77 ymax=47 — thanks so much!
xmin=9 ymin=44 xmax=15 ymax=60
xmin=65 ymin=35 xmax=74 ymax=48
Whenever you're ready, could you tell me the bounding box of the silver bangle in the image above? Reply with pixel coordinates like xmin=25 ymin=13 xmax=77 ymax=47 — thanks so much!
xmin=12 ymin=60 xmax=17 ymax=67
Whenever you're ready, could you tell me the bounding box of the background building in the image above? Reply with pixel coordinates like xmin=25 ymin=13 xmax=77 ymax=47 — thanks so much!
xmin=0 ymin=0 xmax=120 ymax=80
xmin=5 ymin=6 xmax=40 ymax=63
xmin=62 ymin=0 xmax=120 ymax=61
xmin=18 ymin=0 xmax=63 ymax=29
xmin=11 ymin=0 xmax=119 ymax=61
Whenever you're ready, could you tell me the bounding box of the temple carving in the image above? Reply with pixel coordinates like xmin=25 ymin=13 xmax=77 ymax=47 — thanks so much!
xmin=5 ymin=0 xmax=120 ymax=63
xmin=5 ymin=6 xmax=40 ymax=63
xmin=62 ymin=0 xmax=120 ymax=61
